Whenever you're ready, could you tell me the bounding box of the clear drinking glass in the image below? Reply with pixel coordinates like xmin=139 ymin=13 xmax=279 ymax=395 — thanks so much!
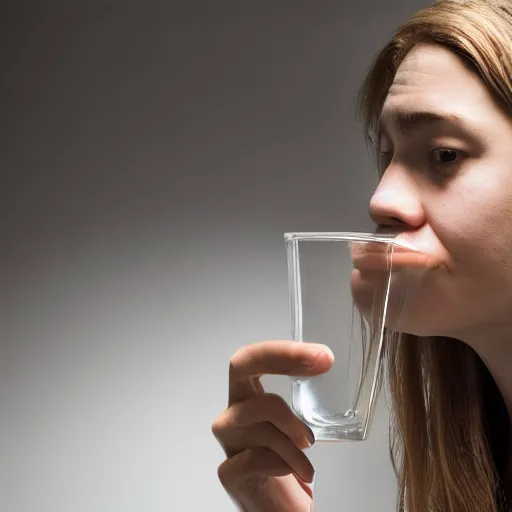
xmin=285 ymin=231 xmax=432 ymax=441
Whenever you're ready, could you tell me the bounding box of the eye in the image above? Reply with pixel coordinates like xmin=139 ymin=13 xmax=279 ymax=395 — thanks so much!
xmin=429 ymin=148 xmax=463 ymax=175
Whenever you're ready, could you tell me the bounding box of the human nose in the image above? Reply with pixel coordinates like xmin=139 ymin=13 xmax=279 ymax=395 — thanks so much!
xmin=368 ymin=166 xmax=425 ymax=231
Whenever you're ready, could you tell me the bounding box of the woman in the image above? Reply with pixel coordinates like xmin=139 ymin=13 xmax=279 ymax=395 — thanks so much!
xmin=212 ymin=1 xmax=512 ymax=510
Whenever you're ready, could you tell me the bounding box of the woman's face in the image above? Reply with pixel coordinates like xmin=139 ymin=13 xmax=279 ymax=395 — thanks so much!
xmin=369 ymin=42 xmax=512 ymax=344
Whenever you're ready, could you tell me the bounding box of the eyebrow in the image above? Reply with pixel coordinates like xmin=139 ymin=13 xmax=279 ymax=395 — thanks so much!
xmin=377 ymin=110 xmax=465 ymax=140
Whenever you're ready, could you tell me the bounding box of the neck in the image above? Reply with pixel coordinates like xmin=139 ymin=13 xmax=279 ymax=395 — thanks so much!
xmin=461 ymin=327 xmax=512 ymax=498
xmin=468 ymin=332 xmax=512 ymax=418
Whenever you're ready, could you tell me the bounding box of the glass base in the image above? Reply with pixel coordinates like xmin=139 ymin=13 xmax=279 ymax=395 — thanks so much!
xmin=291 ymin=378 xmax=368 ymax=441
xmin=308 ymin=422 xmax=366 ymax=442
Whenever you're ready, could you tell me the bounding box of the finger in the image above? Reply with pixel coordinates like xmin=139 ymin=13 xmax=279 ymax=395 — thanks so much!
xmin=218 ymin=447 xmax=313 ymax=491
xmin=217 ymin=421 xmax=315 ymax=484
xmin=228 ymin=340 xmax=334 ymax=404
xmin=218 ymin=448 xmax=289 ymax=490
xmin=212 ymin=393 xmax=314 ymax=450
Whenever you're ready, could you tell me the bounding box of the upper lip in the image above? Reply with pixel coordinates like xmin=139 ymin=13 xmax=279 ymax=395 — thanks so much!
xmin=375 ymin=227 xmax=403 ymax=236
xmin=374 ymin=229 xmax=416 ymax=250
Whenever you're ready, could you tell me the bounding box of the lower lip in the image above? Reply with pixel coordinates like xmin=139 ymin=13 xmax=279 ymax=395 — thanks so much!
xmin=351 ymin=252 xmax=390 ymax=271
xmin=352 ymin=249 xmax=441 ymax=271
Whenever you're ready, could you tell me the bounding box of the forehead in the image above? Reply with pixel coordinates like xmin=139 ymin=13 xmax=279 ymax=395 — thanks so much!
xmin=379 ymin=43 xmax=496 ymax=133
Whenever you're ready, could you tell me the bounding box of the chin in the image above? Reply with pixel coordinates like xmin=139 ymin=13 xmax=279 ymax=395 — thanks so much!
xmin=351 ymin=268 xmax=458 ymax=338
xmin=350 ymin=269 xmax=389 ymax=316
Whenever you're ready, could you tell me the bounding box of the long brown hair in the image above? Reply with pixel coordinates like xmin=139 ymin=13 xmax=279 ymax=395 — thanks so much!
xmin=357 ymin=1 xmax=512 ymax=511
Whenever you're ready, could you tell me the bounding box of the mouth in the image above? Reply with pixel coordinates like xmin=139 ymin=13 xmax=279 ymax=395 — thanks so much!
xmin=373 ymin=228 xmax=445 ymax=269
xmin=350 ymin=242 xmax=392 ymax=271
xmin=391 ymin=236 xmax=445 ymax=270
xmin=351 ymin=242 xmax=442 ymax=271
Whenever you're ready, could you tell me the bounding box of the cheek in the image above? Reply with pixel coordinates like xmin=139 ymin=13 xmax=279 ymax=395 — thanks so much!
xmin=351 ymin=269 xmax=450 ymax=336
xmin=351 ymin=267 xmax=438 ymax=334
xmin=412 ymin=177 xmax=512 ymax=334
xmin=434 ymin=175 xmax=512 ymax=274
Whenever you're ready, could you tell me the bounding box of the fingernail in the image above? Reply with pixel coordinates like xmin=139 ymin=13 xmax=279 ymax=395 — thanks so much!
xmin=295 ymin=468 xmax=315 ymax=485
xmin=305 ymin=425 xmax=316 ymax=447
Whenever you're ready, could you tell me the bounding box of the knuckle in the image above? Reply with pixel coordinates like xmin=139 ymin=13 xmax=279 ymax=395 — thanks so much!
xmin=217 ymin=459 xmax=232 ymax=487
xmin=265 ymin=392 xmax=288 ymax=410
xmin=217 ymin=449 xmax=256 ymax=487
xmin=228 ymin=350 xmax=244 ymax=380
xmin=229 ymin=341 xmax=265 ymax=374
xmin=211 ymin=416 xmax=223 ymax=438
xmin=230 ymin=345 xmax=247 ymax=368
xmin=211 ymin=408 xmax=234 ymax=440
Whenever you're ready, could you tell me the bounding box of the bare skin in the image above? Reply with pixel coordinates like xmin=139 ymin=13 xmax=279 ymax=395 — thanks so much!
xmin=213 ymin=42 xmax=512 ymax=510
xmin=374 ymin=43 xmax=512 ymax=427
xmin=212 ymin=341 xmax=333 ymax=511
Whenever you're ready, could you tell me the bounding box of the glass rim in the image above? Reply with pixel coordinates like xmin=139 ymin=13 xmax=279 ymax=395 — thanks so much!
xmin=284 ymin=232 xmax=397 ymax=244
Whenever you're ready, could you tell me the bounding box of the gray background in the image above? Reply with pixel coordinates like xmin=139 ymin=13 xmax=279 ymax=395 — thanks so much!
xmin=2 ymin=1 xmax=429 ymax=510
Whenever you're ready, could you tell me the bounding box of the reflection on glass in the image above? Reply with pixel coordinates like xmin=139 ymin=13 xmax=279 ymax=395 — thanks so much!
xmin=285 ymin=232 xmax=435 ymax=441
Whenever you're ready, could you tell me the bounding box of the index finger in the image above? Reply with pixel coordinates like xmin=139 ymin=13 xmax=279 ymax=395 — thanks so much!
xmin=228 ymin=340 xmax=334 ymax=405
